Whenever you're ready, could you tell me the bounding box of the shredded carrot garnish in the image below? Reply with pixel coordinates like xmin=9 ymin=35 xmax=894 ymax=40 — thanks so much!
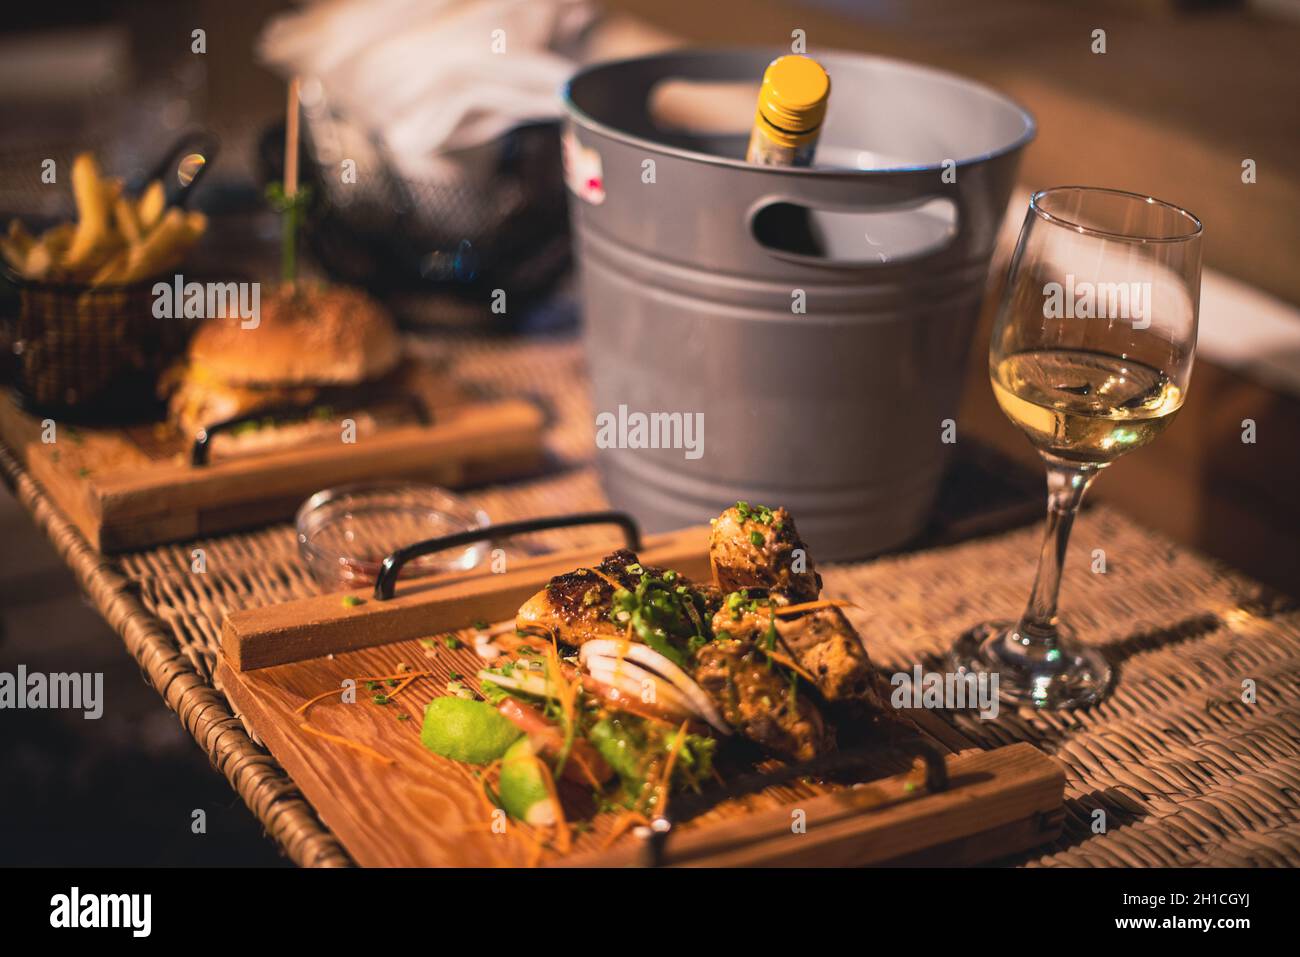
xmin=295 ymin=671 xmax=434 ymax=716
xmin=294 ymin=686 xmax=347 ymax=716
xmin=771 ymin=598 xmax=855 ymax=617
xmin=384 ymin=672 xmax=421 ymax=701
xmin=512 ymin=623 xmax=555 ymax=642
xmin=602 ymin=811 xmax=651 ymax=850
xmin=655 ymin=719 xmax=691 ymax=820
xmin=521 ymin=825 xmax=546 ymax=868
xmin=297 ymin=722 xmax=394 ymax=765
xmin=464 ymin=761 xmax=513 ymax=869
xmin=756 ymin=647 xmax=818 ymax=685
xmin=544 ymin=645 xmax=583 ymax=778
xmin=532 ymin=755 xmax=571 ymax=856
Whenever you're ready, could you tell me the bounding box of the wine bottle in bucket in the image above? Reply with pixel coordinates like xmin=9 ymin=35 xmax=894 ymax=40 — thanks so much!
xmin=745 ymin=55 xmax=831 ymax=167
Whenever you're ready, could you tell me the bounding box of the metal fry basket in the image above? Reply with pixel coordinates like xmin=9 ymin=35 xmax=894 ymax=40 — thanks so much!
xmin=7 ymin=273 xmax=191 ymax=419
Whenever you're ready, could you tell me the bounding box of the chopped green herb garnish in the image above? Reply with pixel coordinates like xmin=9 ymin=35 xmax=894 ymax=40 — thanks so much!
xmin=735 ymin=501 xmax=774 ymax=525
xmin=449 ymin=671 xmax=462 ymax=680
xmin=607 ymin=566 xmax=714 ymax=666
xmin=443 ymin=635 xmax=462 ymax=650
xmin=341 ymin=595 xmax=362 ymax=608
xmin=365 ymin=681 xmax=379 ymax=691
xmin=446 ymin=680 xmax=475 ymax=700
xmin=478 ymin=680 xmax=509 ymax=705
xmin=397 ymin=713 xmax=411 ymax=721
xmin=472 ymin=619 xmax=489 ymax=630
xmin=750 ymin=530 xmax=765 ymax=547
xmin=373 ymin=694 xmax=389 ymax=705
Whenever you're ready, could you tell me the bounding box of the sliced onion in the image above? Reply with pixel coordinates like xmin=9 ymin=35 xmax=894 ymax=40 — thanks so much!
xmin=583 ymin=656 xmax=700 ymax=722
xmin=476 ymin=668 xmax=549 ymax=699
xmin=474 ymin=632 xmax=502 ymax=661
xmin=582 ymin=660 xmax=695 ymax=725
xmin=580 ymin=640 xmax=731 ymax=735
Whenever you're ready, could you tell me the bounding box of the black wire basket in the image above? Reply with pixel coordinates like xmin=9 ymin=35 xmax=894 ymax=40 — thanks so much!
xmin=3 ymin=270 xmax=193 ymax=420
xmin=259 ymin=117 xmax=572 ymax=328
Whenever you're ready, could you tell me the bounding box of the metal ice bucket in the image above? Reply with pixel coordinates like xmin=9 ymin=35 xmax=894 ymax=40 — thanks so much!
xmin=563 ymin=49 xmax=1034 ymax=559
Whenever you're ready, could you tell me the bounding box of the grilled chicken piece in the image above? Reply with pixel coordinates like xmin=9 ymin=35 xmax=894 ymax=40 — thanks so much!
xmin=515 ymin=549 xmax=639 ymax=646
xmin=714 ymin=605 xmax=885 ymax=712
xmin=709 ymin=504 xmax=821 ymax=603
xmin=515 ymin=549 xmax=721 ymax=648
xmin=693 ymin=638 xmax=833 ymax=761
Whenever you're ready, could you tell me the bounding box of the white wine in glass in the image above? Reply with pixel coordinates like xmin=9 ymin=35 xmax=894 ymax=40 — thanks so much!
xmin=950 ymin=187 xmax=1203 ymax=709
xmin=990 ymin=348 xmax=1184 ymax=464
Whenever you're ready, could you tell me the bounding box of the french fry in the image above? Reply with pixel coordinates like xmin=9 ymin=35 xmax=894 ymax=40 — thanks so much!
xmin=137 ymin=180 xmax=165 ymax=231
xmin=114 ymin=195 xmax=142 ymax=245
xmin=183 ymin=210 xmax=207 ymax=242
xmin=22 ymin=224 xmax=75 ymax=281
xmin=62 ymin=153 xmax=118 ymax=274
xmin=9 ymin=155 xmax=206 ymax=285
xmin=89 ymin=249 xmax=131 ymax=286
xmin=6 ymin=219 xmax=34 ymax=253
xmin=116 ymin=207 xmax=188 ymax=285
xmin=23 ymin=243 xmax=57 ymax=280
xmin=1 ymin=240 xmax=24 ymax=272
xmin=2 ymin=220 xmax=34 ymax=272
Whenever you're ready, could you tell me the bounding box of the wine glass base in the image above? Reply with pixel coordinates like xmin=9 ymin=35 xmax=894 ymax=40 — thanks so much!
xmin=948 ymin=620 xmax=1113 ymax=710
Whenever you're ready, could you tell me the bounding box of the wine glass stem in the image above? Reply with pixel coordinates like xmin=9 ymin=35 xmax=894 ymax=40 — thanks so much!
xmin=1019 ymin=458 xmax=1100 ymax=647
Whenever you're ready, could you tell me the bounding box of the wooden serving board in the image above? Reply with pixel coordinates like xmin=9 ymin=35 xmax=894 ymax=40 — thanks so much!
xmin=218 ymin=529 xmax=1066 ymax=868
xmin=0 ymin=366 xmax=545 ymax=551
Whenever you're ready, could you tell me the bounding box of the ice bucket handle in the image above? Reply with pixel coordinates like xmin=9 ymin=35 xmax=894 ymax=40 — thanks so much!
xmin=747 ymin=185 xmax=962 ymax=268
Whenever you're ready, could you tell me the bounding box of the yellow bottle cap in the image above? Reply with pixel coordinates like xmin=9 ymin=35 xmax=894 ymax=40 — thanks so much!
xmin=757 ymin=55 xmax=830 ymax=134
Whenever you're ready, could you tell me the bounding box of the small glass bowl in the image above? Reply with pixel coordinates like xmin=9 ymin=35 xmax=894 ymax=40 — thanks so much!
xmin=296 ymin=483 xmax=490 ymax=591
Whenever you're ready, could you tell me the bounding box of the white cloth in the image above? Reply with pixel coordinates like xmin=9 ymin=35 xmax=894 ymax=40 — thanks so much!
xmin=259 ymin=0 xmax=598 ymax=178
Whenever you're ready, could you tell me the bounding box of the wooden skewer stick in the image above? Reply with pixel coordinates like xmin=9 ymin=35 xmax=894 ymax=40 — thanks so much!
xmin=284 ymin=76 xmax=301 ymax=199
xmin=283 ymin=75 xmax=301 ymax=290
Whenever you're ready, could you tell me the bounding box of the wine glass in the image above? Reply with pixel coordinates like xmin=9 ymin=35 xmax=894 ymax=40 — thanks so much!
xmin=949 ymin=186 xmax=1203 ymax=709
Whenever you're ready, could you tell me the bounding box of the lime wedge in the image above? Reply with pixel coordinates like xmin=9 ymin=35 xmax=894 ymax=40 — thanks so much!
xmin=498 ymin=737 xmax=559 ymax=826
xmin=420 ymin=696 xmax=522 ymax=765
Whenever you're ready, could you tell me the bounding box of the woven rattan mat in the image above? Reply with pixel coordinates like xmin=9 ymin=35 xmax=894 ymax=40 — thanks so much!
xmin=4 ymin=335 xmax=1299 ymax=867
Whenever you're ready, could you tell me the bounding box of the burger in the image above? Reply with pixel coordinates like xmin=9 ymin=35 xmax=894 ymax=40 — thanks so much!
xmin=162 ymin=283 xmax=403 ymax=449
